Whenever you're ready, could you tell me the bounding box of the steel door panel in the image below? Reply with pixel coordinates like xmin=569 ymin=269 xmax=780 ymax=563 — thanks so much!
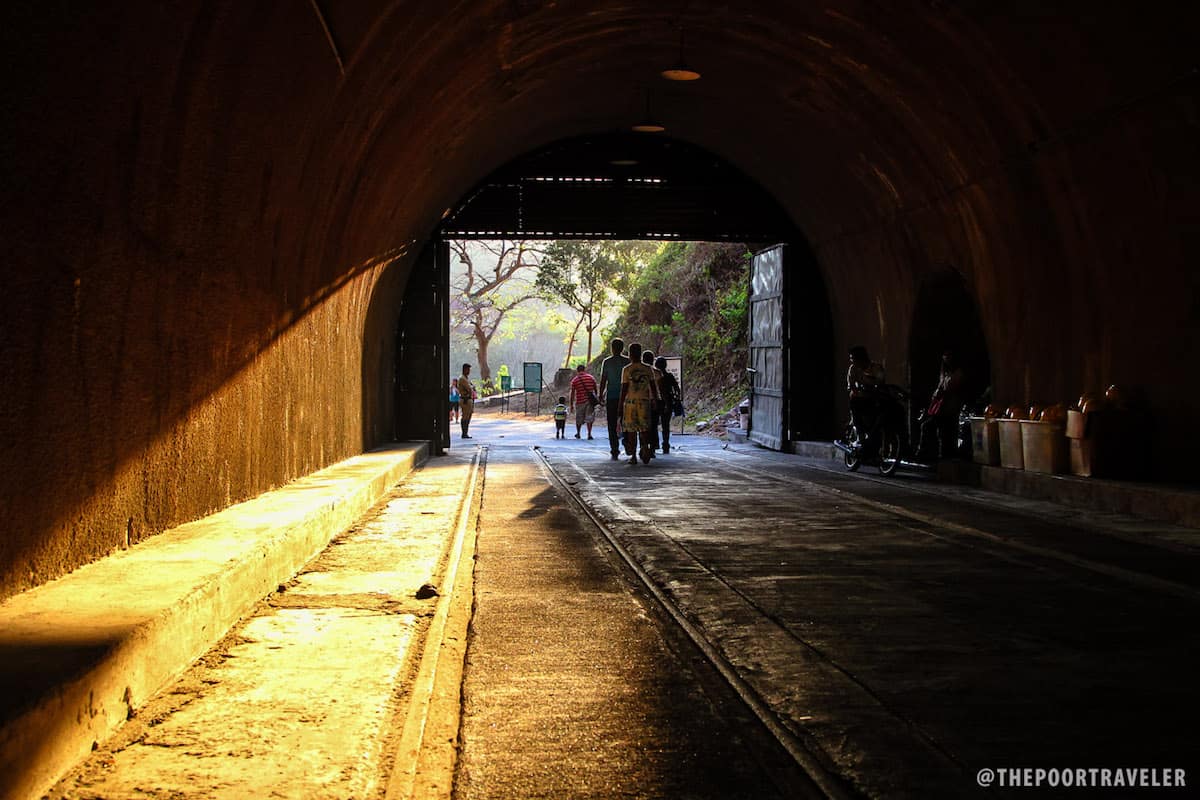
xmin=748 ymin=245 xmax=787 ymax=451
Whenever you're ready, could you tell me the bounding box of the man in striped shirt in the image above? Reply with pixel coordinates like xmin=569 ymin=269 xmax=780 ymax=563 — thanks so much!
xmin=568 ymin=364 xmax=599 ymax=439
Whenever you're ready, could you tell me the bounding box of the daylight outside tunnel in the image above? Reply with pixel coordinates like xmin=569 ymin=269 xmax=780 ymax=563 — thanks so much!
xmin=2 ymin=0 xmax=1199 ymax=645
xmin=390 ymin=132 xmax=835 ymax=455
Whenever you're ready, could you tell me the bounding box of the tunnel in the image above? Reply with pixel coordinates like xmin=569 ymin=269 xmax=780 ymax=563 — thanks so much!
xmin=2 ymin=3 xmax=1199 ymax=602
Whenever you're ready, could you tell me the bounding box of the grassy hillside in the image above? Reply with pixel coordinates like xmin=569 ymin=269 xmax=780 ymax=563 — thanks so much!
xmin=594 ymin=241 xmax=753 ymax=424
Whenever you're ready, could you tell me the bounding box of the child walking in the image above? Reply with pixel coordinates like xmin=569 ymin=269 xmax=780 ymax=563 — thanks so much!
xmin=553 ymin=396 xmax=568 ymax=439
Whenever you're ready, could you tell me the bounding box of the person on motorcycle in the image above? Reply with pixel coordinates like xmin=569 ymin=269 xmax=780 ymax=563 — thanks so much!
xmin=847 ymin=345 xmax=886 ymax=450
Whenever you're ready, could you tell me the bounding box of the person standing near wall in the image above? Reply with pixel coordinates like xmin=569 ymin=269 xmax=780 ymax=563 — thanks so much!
xmin=597 ymin=338 xmax=630 ymax=460
xmin=456 ymin=363 xmax=477 ymax=439
xmin=916 ymin=350 xmax=966 ymax=460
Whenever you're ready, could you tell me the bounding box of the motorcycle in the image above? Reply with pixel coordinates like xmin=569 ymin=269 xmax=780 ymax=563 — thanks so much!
xmin=834 ymin=384 xmax=910 ymax=476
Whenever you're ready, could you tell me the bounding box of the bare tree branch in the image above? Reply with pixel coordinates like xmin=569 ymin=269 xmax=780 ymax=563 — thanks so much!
xmin=449 ymin=240 xmax=545 ymax=382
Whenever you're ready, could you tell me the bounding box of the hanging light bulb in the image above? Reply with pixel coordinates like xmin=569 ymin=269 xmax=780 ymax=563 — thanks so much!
xmin=661 ymin=27 xmax=701 ymax=81
xmin=631 ymin=90 xmax=666 ymax=133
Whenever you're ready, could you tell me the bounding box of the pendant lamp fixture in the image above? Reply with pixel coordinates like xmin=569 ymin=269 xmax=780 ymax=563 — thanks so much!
xmin=631 ymin=91 xmax=666 ymax=133
xmin=661 ymin=27 xmax=701 ymax=81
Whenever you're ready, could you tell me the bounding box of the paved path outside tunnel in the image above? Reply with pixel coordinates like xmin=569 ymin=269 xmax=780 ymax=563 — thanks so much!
xmin=459 ymin=408 xmax=1200 ymax=799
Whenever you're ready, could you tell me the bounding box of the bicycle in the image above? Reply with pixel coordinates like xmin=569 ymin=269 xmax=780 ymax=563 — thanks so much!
xmin=835 ymin=384 xmax=910 ymax=477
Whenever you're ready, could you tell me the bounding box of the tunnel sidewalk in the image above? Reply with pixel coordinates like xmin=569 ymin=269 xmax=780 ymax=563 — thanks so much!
xmin=0 ymin=443 xmax=428 ymax=800
xmin=779 ymin=439 xmax=1200 ymax=530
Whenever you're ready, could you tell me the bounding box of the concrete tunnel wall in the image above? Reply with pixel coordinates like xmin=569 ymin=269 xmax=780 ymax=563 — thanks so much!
xmin=2 ymin=2 xmax=1197 ymax=601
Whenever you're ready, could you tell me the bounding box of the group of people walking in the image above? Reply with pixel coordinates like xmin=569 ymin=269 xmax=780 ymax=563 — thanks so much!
xmin=550 ymin=338 xmax=683 ymax=463
xmin=451 ymin=337 xmax=682 ymax=460
xmin=457 ymin=340 xmax=959 ymax=465
xmin=597 ymin=338 xmax=682 ymax=464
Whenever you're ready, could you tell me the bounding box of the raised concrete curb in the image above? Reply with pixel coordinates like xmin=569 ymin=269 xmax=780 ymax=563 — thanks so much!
xmin=763 ymin=439 xmax=1199 ymax=529
xmin=0 ymin=442 xmax=428 ymax=800
xmin=789 ymin=440 xmax=842 ymax=460
xmin=974 ymin=464 xmax=1200 ymax=529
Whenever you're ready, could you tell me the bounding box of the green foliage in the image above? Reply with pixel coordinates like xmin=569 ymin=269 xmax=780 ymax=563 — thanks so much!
xmin=536 ymin=240 xmax=658 ymax=365
xmin=637 ymin=241 xmax=687 ymax=303
xmin=601 ymin=242 xmax=753 ymax=419
xmin=718 ymin=283 xmax=748 ymax=329
xmin=535 ymin=241 xmax=623 ymax=310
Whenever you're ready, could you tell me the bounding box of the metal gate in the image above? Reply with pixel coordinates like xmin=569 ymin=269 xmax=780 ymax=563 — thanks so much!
xmin=395 ymin=241 xmax=451 ymax=453
xmin=748 ymin=244 xmax=787 ymax=451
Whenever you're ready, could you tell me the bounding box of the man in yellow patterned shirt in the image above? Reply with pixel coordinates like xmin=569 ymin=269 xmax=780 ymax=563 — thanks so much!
xmin=618 ymin=343 xmax=660 ymax=465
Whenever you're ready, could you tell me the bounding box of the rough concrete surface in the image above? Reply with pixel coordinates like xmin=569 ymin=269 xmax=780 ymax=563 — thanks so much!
xmin=455 ymin=442 xmax=810 ymax=800
xmin=536 ymin=433 xmax=1200 ymax=799
xmin=46 ymin=452 xmax=477 ymax=800
xmin=0 ymin=445 xmax=425 ymax=800
xmin=26 ymin=411 xmax=1200 ymax=799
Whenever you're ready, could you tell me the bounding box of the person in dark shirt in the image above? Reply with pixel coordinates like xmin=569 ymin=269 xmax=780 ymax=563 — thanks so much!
xmin=654 ymin=356 xmax=681 ymax=454
xmin=596 ymin=338 xmax=631 ymax=460
xmin=846 ymin=345 xmax=885 ymax=435
xmin=455 ymin=364 xmax=477 ymax=439
xmin=640 ymin=349 xmax=661 ymax=457
xmin=916 ymin=350 xmax=966 ymax=460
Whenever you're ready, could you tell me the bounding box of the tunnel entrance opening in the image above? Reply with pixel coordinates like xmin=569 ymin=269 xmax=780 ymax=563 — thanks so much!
xmin=381 ymin=132 xmax=838 ymax=454
xmin=907 ymin=269 xmax=991 ymax=446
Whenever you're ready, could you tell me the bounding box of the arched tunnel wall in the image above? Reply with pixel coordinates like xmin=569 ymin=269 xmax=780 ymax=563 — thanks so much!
xmin=0 ymin=3 xmax=443 ymax=600
xmin=2 ymin=2 xmax=1197 ymax=600
xmin=816 ymin=102 xmax=1199 ymax=451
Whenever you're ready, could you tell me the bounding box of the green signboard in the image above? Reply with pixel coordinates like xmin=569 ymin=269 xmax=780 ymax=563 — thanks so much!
xmin=522 ymin=362 xmax=542 ymax=393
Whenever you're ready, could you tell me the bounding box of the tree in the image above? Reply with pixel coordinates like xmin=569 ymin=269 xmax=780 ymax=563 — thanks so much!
xmin=449 ymin=240 xmax=544 ymax=384
xmin=535 ymin=241 xmax=641 ymax=367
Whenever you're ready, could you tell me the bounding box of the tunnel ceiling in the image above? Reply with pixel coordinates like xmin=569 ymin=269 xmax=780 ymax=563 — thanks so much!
xmin=439 ymin=132 xmax=797 ymax=241
xmin=6 ymin=3 xmax=1193 ymax=293
xmin=291 ymin=1 xmax=1196 ymax=275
